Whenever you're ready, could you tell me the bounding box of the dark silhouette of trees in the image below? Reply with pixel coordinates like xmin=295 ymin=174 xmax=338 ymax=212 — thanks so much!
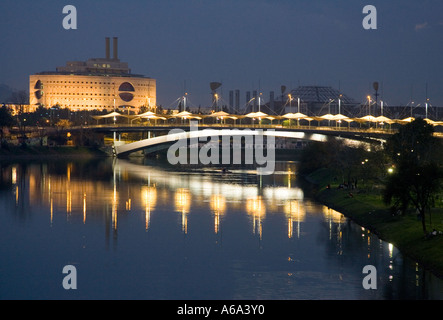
xmin=0 ymin=106 xmax=15 ymax=145
xmin=299 ymin=137 xmax=388 ymax=189
xmin=383 ymin=118 xmax=443 ymax=235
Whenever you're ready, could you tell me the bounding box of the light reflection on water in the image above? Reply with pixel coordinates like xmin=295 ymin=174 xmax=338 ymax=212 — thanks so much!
xmin=0 ymin=158 xmax=442 ymax=300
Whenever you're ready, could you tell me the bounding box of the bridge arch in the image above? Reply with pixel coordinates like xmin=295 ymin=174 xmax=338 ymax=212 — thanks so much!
xmin=113 ymin=127 xmax=382 ymax=157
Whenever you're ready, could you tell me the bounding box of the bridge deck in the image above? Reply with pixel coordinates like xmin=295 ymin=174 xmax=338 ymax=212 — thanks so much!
xmin=111 ymin=124 xmax=393 ymax=157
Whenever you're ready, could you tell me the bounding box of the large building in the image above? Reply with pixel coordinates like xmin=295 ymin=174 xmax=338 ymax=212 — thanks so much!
xmin=29 ymin=37 xmax=156 ymax=113
xmin=267 ymin=86 xmax=359 ymax=116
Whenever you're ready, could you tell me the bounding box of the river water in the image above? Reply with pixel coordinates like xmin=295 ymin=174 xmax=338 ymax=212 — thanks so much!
xmin=0 ymin=158 xmax=442 ymax=300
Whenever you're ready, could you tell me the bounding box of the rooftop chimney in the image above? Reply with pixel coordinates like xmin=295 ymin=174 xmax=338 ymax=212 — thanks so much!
xmin=113 ymin=37 xmax=118 ymax=60
xmin=105 ymin=37 xmax=110 ymax=60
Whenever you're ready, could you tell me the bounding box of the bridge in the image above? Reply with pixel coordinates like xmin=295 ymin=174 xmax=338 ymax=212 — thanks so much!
xmin=108 ymin=123 xmax=392 ymax=157
xmin=32 ymin=110 xmax=442 ymax=157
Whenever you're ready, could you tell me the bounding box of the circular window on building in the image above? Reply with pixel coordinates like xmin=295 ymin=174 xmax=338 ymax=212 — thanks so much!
xmin=35 ymin=90 xmax=43 ymax=100
xmin=119 ymin=82 xmax=135 ymax=92
xmin=34 ymin=80 xmax=43 ymax=90
xmin=119 ymin=92 xmax=134 ymax=102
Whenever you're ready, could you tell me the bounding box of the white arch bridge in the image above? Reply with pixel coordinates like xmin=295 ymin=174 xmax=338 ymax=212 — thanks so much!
xmin=113 ymin=127 xmax=387 ymax=158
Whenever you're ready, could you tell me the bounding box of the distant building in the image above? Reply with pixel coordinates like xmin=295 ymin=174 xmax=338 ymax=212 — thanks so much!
xmin=235 ymin=90 xmax=240 ymax=111
xmin=246 ymin=91 xmax=251 ymax=105
xmin=29 ymin=37 xmax=156 ymax=113
xmin=270 ymin=86 xmax=359 ymax=116
xmin=269 ymin=91 xmax=275 ymax=112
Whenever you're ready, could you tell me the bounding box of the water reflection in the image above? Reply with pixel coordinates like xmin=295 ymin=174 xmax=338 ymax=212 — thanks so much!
xmin=175 ymin=188 xmax=191 ymax=234
xmin=210 ymin=194 xmax=226 ymax=234
xmin=1 ymin=159 xmax=443 ymax=299
xmin=1 ymin=159 xmax=344 ymax=253
xmin=284 ymin=200 xmax=305 ymax=239
xmin=142 ymin=186 xmax=157 ymax=230
xmin=5 ymin=159 xmax=307 ymax=239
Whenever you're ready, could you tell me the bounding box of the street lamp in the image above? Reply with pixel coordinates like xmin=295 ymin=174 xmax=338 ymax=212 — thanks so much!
xmin=338 ymin=94 xmax=342 ymax=115
xmin=297 ymin=97 xmax=301 ymax=126
xmin=214 ymin=93 xmax=219 ymax=112
xmin=288 ymin=94 xmax=292 ymax=113
xmin=183 ymin=93 xmax=187 ymax=112
xmin=327 ymin=99 xmax=334 ymax=126
xmin=367 ymin=96 xmax=371 ymax=115
xmin=426 ymin=98 xmax=429 ymax=119
xmin=258 ymin=92 xmax=262 ymax=113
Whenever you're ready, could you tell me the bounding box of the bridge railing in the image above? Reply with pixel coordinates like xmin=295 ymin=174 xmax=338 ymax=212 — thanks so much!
xmin=76 ymin=122 xmax=397 ymax=135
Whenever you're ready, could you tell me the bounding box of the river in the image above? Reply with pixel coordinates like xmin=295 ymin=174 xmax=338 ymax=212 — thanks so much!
xmin=0 ymin=158 xmax=442 ymax=300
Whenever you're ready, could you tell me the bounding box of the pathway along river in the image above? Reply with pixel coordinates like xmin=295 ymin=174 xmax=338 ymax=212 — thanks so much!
xmin=0 ymin=158 xmax=442 ymax=299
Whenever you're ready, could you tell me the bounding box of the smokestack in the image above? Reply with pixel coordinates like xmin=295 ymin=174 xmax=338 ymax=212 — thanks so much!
xmin=113 ymin=37 xmax=118 ymax=60
xmin=105 ymin=37 xmax=110 ymax=60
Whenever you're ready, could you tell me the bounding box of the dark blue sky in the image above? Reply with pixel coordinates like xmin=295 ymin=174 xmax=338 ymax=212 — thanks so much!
xmin=1 ymin=0 xmax=442 ymax=109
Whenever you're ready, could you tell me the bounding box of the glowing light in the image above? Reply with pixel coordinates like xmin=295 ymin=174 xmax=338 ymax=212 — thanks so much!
xmin=66 ymin=190 xmax=72 ymax=214
xmin=175 ymin=188 xmax=191 ymax=233
xmin=67 ymin=163 xmax=72 ymax=182
xmin=388 ymin=243 xmax=394 ymax=258
xmin=50 ymin=198 xmax=53 ymax=225
xmin=126 ymin=198 xmax=132 ymax=211
xmin=112 ymin=186 xmax=118 ymax=230
xmin=142 ymin=186 xmax=157 ymax=230
xmin=210 ymin=194 xmax=226 ymax=234
xmin=284 ymin=200 xmax=306 ymax=238
xmin=11 ymin=167 xmax=17 ymax=184
xmin=83 ymin=193 xmax=87 ymax=224
xmin=246 ymin=196 xmax=266 ymax=238
xmin=322 ymin=207 xmax=345 ymax=224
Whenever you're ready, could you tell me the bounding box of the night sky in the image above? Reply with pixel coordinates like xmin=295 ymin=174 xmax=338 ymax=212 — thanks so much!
xmin=1 ymin=0 xmax=442 ymax=110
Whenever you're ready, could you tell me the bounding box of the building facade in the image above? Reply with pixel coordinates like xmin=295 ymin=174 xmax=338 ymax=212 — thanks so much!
xmin=29 ymin=37 xmax=156 ymax=113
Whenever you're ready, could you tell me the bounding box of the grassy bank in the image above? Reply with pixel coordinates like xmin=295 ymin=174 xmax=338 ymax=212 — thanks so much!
xmin=0 ymin=146 xmax=110 ymax=160
xmin=304 ymin=168 xmax=443 ymax=279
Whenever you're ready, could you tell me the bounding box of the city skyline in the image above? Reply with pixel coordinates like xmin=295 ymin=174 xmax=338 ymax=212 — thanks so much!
xmin=1 ymin=0 xmax=442 ymax=110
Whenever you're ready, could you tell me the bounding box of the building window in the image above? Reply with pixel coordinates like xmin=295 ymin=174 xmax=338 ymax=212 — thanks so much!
xmin=119 ymin=82 xmax=135 ymax=92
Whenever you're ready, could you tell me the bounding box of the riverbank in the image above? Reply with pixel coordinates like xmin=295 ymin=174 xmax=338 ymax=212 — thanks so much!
xmin=0 ymin=146 xmax=110 ymax=160
xmin=303 ymin=167 xmax=443 ymax=279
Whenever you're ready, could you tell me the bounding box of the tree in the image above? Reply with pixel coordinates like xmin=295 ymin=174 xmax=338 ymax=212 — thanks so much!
xmin=298 ymin=138 xmax=338 ymax=175
xmin=9 ymin=90 xmax=28 ymax=113
xmin=139 ymin=106 xmax=147 ymax=114
xmin=56 ymin=119 xmax=73 ymax=128
xmin=0 ymin=106 xmax=15 ymax=143
xmin=383 ymin=118 xmax=443 ymax=235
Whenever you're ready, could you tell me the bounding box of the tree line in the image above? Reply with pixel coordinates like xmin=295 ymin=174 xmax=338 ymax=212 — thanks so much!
xmin=299 ymin=118 xmax=443 ymax=235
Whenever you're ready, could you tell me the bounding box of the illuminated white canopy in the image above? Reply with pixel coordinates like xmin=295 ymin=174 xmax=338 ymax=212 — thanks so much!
xmin=92 ymin=111 xmax=128 ymax=120
xmin=283 ymin=113 xmax=307 ymax=119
